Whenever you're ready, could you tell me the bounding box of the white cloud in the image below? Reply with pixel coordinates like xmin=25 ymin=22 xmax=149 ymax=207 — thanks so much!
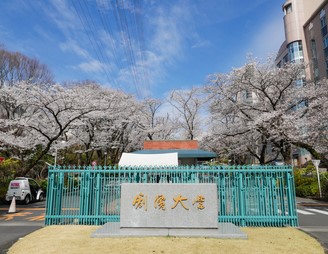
xmin=98 ymin=30 xmax=118 ymax=59
xmin=48 ymin=0 xmax=81 ymax=34
xmin=150 ymin=4 xmax=188 ymax=64
xmin=34 ymin=26 xmax=55 ymax=43
xmin=191 ymin=40 xmax=211 ymax=49
xmin=76 ymin=60 xmax=113 ymax=74
xmin=96 ymin=0 xmax=111 ymax=12
xmin=59 ymin=40 xmax=90 ymax=59
xmin=113 ymin=1 xmax=196 ymax=97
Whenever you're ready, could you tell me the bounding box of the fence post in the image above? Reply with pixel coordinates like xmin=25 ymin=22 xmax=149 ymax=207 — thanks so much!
xmin=218 ymin=172 xmax=226 ymax=222
xmin=79 ymin=170 xmax=91 ymax=224
xmin=94 ymin=173 xmax=101 ymax=225
xmin=238 ymin=171 xmax=245 ymax=226
xmin=54 ymin=171 xmax=64 ymax=224
xmin=45 ymin=170 xmax=54 ymax=225
xmin=286 ymin=171 xmax=298 ymax=226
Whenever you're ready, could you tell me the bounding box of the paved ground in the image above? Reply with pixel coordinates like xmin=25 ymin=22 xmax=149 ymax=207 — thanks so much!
xmin=296 ymin=197 xmax=328 ymax=252
xmin=0 ymin=225 xmax=42 ymax=253
xmin=1 ymin=198 xmax=328 ymax=253
xmin=0 ymin=201 xmax=45 ymax=253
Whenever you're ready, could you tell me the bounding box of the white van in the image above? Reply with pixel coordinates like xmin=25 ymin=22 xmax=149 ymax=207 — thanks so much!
xmin=5 ymin=177 xmax=45 ymax=205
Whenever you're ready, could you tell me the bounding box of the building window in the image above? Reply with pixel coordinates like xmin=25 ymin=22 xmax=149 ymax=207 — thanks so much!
xmin=288 ymin=41 xmax=303 ymax=63
xmin=295 ymin=78 xmax=305 ymax=87
xmin=311 ymin=40 xmax=318 ymax=58
xmin=325 ymin=47 xmax=328 ymax=58
xmin=321 ymin=14 xmax=327 ymax=37
xmin=284 ymin=4 xmax=292 ymax=15
xmin=245 ymin=90 xmax=252 ymax=100
xmin=277 ymin=61 xmax=282 ymax=68
xmin=322 ymin=26 xmax=328 ymax=37
xmin=310 ymin=40 xmax=319 ymax=81
xmin=323 ymin=36 xmax=328 ymax=48
xmin=283 ymin=54 xmax=289 ymax=64
xmin=321 ymin=16 xmax=327 ymax=28
xmin=320 ymin=9 xmax=326 ymax=19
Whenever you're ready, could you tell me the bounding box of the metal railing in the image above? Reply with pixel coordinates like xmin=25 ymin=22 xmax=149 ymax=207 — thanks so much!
xmin=45 ymin=165 xmax=298 ymax=227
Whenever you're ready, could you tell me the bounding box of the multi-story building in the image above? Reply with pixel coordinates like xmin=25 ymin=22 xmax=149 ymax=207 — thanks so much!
xmin=276 ymin=0 xmax=328 ymax=166
xmin=303 ymin=1 xmax=328 ymax=80
xmin=276 ymin=0 xmax=324 ymax=66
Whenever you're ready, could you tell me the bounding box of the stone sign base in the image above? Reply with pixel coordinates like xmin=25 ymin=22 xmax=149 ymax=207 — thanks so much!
xmin=91 ymin=222 xmax=247 ymax=239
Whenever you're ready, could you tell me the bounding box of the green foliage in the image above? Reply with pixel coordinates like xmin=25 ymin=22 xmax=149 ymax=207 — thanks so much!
xmin=305 ymin=161 xmax=315 ymax=175
xmin=0 ymin=158 xmax=20 ymax=203
xmin=294 ymin=167 xmax=328 ymax=199
xmin=293 ymin=168 xmax=302 ymax=186
xmin=38 ymin=179 xmax=48 ymax=194
xmin=0 ymin=178 xmax=11 ymax=204
xmin=0 ymin=158 xmax=21 ymax=178
xmin=296 ymin=182 xmax=319 ymax=197
xmin=322 ymin=172 xmax=328 ymax=200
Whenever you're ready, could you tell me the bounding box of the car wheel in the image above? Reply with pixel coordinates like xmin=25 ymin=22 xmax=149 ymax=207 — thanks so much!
xmin=24 ymin=195 xmax=30 ymax=205
xmin=38 ymin=193 xmax=44 ymax=202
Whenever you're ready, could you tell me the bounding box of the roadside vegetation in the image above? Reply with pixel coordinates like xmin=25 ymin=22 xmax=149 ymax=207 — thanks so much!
xmin=294 ymin=162 xmax=328 ymax=200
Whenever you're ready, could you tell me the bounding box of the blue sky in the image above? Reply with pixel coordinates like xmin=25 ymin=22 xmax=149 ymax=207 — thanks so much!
xmin=0 ymin=0 xmax=285 ymax=98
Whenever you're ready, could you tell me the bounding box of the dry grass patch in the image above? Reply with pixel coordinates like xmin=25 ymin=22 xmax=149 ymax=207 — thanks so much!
xmin=8 ymin=226 xmax=324 ymax=254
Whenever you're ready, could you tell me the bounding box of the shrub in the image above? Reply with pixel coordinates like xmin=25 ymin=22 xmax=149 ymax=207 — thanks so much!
xmin=294 ymin=167 xmax=328 ymax=199
xmin=322 ymin=172 xmax=328 ymax=200
xmin=38 ymin=179 xmax=48 ymax=194
xmin=296 ymin=183 xmax=319 ymax=197
xmin=0 ymin=178 xmax=12 ymax=204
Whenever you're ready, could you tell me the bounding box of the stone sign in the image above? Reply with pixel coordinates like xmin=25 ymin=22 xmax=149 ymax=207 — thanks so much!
xmin=120 ymin=183 xmax=218 ymax=228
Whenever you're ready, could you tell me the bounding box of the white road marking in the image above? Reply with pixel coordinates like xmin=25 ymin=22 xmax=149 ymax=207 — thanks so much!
xmin=305 ymin=208 xmax=328 ymax=216
xmin=297 ymin=209 xmax=315 ymax=215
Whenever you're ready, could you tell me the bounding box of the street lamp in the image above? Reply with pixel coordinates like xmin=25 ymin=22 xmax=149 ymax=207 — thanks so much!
xmin=312 ymin=160 xmax=322 ymax=198
xmin=104 ymin=151 xmax=107 ymax=166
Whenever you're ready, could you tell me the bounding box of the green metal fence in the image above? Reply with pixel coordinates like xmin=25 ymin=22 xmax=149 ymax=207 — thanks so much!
xmin=45 ymin=165 xmax=298 ymax=227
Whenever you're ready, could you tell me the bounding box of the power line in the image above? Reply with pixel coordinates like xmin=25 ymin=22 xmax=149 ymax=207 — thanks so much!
xmin=70 ymin=0 xmax=149 ymax=98
xmin=71 ymin=0 xmax=117 ymax=87
xmin=114 ymin=0 xmax=141 ymax=97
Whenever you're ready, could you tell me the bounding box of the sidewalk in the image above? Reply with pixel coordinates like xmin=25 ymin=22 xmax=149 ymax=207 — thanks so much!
xmin=296 ymin=197 xmax=328 ymax=204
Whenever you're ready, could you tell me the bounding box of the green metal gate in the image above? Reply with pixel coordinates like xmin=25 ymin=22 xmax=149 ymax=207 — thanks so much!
xmin=45 ymin=165 xmax=298 ymax=227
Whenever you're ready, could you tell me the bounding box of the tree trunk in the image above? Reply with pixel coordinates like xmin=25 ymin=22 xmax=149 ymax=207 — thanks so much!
xmin=281 ymin=143 xmax=292 ymax=165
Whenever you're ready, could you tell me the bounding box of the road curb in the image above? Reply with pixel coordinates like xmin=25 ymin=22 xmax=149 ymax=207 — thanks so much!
xmin=299 ymin=228 xmax=328 ymax=254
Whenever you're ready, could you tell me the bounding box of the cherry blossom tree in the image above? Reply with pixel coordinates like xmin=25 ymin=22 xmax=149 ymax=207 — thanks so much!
xmin=67 ymin=87 xmax=145 ymax=165
xmin=204 ymin=59 xmax=328 ymax=165
xmin=137 ymin=98 xmax=176 ymax=141
xmin=168 ymin=87 xmax=205 ymax=140
xmin=0 ymin=81 xmax=119 ymax=175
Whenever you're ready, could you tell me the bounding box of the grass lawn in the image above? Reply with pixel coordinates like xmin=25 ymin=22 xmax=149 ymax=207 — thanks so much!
xmin=8 ymin=226 xmax=325 ymax=254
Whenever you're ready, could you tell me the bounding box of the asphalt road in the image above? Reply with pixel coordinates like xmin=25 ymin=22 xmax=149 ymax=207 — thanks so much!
xmin=297 ymin=197 xmax=328 ymax=252
xmin=0 ymin=200 xmax=45 ymax=253
xmin=0 ymin=198 xmax=328 ymax=253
